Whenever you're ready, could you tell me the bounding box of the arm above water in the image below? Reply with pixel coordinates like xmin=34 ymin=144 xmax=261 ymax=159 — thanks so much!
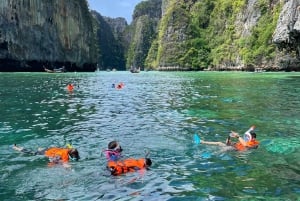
xmin=230 ymin=131 xmax=247 ymax=146
xmin=245 ymin=125 xmax=256 ymax=135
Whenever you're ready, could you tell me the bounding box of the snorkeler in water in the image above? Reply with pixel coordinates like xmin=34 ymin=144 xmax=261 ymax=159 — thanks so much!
xmin=107 ymin=157 xmax=152 ymax=176
xmin=103 ymin=140 xmax=123 ymax=161
xmin=12 ymin=144 xmax=80 ymax=164
xmin=200 ymin=125 xmax=260 ymax=151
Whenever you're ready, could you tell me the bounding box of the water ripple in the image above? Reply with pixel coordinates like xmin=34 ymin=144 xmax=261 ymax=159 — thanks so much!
xmin=0 ymin=72 xmax=300 ymax=200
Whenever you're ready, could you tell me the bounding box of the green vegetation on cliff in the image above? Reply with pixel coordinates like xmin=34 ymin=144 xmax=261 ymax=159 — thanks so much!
xmin=126 ymin=0 xmax=161 ymax=70
xmin=239 ymin=1 xmax=281 ymax=66
xmin=142 ymin=0 xmax=282 ymax=70
xmin=207 ymin=0 xmax=245 ymax=67
xmin=126 ymin=15 xmax=157 ymax=68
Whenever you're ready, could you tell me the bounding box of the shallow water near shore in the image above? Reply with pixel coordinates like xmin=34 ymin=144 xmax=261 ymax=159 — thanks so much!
xmin=0 ymin=71 xmax=299 ymax=200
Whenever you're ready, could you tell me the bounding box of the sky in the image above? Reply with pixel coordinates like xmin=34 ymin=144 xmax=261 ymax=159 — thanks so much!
xmin=87 ymin=0 xmax=144 ymax=23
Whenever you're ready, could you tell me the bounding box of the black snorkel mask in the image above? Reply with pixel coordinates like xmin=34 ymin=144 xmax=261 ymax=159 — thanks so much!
xmin=69 ymin=154 xmax=80 ymax=161
xmin=68 ymin=148 xmax=80 ymax=161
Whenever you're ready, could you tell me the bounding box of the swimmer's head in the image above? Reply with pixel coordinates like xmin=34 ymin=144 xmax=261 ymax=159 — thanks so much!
xmin=108 ymin=141 xmax=123 ymax=153
xmin=250 ymin=130 xmax=256 ymax=139
xmin=145 ymin=158 xmax=152 ymax=167
xmin=68 ymin=148 xmax=80 ymax=161
xmin=244 ymin=131 xmax=257 ymax=142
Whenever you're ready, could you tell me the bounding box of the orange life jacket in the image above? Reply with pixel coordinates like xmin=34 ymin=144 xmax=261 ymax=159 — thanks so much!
xmin=107 ymin=158 xmax=146 ymax=176
xmin=116 ymin=82 xmax=124 ymax=90
xmin=234 ymin=139 xmax=259 ymax=151
xmin=44 ymin=147 xmax=69 ymax=162
xmin=67 ymin=84 xmax=74 ymax=91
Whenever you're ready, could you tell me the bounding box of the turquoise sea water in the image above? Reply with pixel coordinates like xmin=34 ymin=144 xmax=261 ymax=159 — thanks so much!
xmin=0 ymin=71 xmax=299 ymax=200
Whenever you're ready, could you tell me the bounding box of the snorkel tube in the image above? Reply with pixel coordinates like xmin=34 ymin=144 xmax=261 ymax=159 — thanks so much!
xmin=243 ymin=132 xmax=252 ymax=142
xmin=243 ymin=125 xmax=255 ymax=142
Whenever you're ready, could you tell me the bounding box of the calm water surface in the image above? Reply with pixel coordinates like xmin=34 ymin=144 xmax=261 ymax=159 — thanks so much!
xmin=0 ymin=71 xmax=299 ymax=200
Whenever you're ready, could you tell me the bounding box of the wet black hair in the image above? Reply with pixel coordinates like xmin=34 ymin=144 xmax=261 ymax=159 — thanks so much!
xmin=69 ymin=148 xmax=80 ymax=161
xmin=108 ymin=141 xmax=118 ymax=149
xmin=145 ymin=158 xmax=152 ymax=167
xmin=108 ymin=141 xmax=122 ymax=152
xmin=250 ymin=131 xmax=256 ymax=139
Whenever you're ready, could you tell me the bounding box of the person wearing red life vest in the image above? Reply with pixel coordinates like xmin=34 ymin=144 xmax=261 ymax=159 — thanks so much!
xmin=12 ymin=144 xmax=80 ymax=164
xmin=44 ymin=147 xmax=79 ymax=163
xmin=107 ymin=157 xmax=152 ymax=176
xmin=103 ymin=140 xmax=152 ymax=176
xmin=67 ymin=83 xmax=74 ymax=92
xmin=201 ymin=125 xmax=260 ymax=151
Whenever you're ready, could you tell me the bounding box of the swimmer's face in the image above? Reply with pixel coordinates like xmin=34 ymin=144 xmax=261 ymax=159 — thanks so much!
xmin=69 ymin=149 xmax=80 ymax=161
xmin=114 ymin=144 xmax=123 ymax=153
xmin=108 ymin=141 xmax=123 ymax=152
xmin=145 ymin=158 xmax=152 ymax=167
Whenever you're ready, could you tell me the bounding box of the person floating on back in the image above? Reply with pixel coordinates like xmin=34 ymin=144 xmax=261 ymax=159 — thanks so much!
xmin=199 ymin=125 xmax=260 ymax=151
xmin=12 ymin=144 xmax=80 ymax=166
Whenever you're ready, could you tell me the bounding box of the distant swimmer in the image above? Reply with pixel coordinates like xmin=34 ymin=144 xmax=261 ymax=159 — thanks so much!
xmin=197 ymin=125 xmax=260 ymax=151
xmin=116 ymin=82 xmax=124 ymax=90
xmin=67 ymin=83 xmax=74 ymax=92
xmin=12 ymin=144 xmax=80 ymax=166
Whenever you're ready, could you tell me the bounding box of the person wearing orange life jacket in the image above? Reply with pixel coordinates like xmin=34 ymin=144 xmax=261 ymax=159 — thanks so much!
xmin=201 ymin=125 xmax=259 ymax=151
xmin=12 ymin=144 xmax=80 ymax=163
xmin=44 ymin=147 xmax=80 ymax=163
xmin=67 ymin=83 xmax=74 ymax=92
xmin=107 ymin=157 xmax=152 ymax=176
xmin=116 ymin=82 xmax=124 ymax=90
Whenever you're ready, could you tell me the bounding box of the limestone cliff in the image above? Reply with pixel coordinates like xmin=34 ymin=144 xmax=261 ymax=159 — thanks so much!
xmin=98 ymin=0 xmax=300 ymax=71
xmin=3 ymin=0 xmax=299 ymax=72
xmin=273 ymin=0 xmax=300 ymax=70
xmin=152 ymin=0 xmax=192 ymax=68
xmin=126 ymin=0 xmax=162 ymax=70
xmin=139 ymin=0 xmax=300 ymax=71
xmin=91 ymin=11 xmax=127 ymax=70
xmin=145 ymin=0 xmax=282 ymax=71
xmin=0 ymin=0 xmax=97 ymax=72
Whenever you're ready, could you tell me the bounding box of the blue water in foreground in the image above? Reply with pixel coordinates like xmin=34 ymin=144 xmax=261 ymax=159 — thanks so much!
xmin=0 ymin=71 xmax=299 ymax=200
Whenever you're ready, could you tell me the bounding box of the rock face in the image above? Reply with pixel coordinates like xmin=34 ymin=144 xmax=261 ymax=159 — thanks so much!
xmin=132 ymin=0 xmax=300 ymax=71
xmin=0 ymin=0 xmax=97 ymax=72
xmin=235 ymin=0 xmax=261 ymax=38
xmin=91 ymin=11 xmax=127 ymax=70
xmin=272 ymin=0 xmax=300 ymax=70
xmin=2 ymin=0 xmax=300 ymax=72
xmin=273 ymin=0 xmax=299 ymax=47
xmin=126 ymin=0 xmax=162 ymax=70
xmin=155 ymin=0 xmax=191 ymax=68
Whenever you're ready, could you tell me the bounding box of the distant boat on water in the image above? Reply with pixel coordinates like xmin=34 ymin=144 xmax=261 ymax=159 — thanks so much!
xmin=44 ymin=66 xmax=66 ymax=73
xmin=254 ymin=68 xmax=266 ymax=73
xmin=130 ymin=66 xmax=140 ymax=73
